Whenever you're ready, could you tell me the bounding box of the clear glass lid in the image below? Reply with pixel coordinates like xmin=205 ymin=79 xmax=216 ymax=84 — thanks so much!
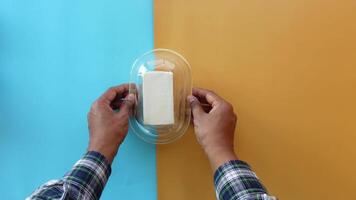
xmin=129 ymin=49 xmax=192 ymax=144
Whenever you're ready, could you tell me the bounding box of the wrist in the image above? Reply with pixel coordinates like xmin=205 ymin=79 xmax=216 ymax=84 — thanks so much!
xmin=87 ymin=143 xmax=118 ymax=164
xmin=204 ymin=144 xmax=234 ymax=157
xmin=205 ymin=146 xmax=237 ymax=171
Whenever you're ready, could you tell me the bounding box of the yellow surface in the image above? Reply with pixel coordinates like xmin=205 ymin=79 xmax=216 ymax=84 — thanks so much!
xmin=155 ymin=0 xmax=356 ymax=199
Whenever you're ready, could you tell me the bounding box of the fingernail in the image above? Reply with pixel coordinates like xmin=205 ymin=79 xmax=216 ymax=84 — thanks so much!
xmin=126 ymin=94 xmax=135 ymax=101
xmin=187 ymin=95 xmax=195 ymax=103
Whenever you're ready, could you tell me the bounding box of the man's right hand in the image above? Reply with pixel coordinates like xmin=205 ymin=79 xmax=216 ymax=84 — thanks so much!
xmin=188 ymin=88 xmax=238 ymax=171
xmin=87 ymin=84 xmax=135 ymax=164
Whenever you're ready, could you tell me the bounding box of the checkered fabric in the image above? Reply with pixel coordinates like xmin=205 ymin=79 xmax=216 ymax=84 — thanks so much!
xmin=27 ymin=152 xmax=276 ymax=200
xmin=26 ymin=151 xmax=111 ymax=200
xmin=214 ymin=160 xmax=277 ymax=200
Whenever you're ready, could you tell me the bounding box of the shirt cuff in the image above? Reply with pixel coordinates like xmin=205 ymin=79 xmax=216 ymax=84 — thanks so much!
xmin=63 ymin=151 xmax=112 ymax=199
xmin=214 ymin=160 xmax=268 ymax=200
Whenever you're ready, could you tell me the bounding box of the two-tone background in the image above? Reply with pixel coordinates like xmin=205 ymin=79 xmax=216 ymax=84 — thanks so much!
xmin=1 ymin=0 xmax=355 ymax=199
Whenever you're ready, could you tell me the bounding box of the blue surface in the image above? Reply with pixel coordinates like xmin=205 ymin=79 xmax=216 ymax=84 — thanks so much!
xmin=0 ymin=1 xmax=156 ymax=199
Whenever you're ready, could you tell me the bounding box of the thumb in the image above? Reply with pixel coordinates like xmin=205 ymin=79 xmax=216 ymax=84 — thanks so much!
xmin=118 ymin=93 xmax=135 ymax=117
xmin=188 ymin=95 xmax=205 ymax=118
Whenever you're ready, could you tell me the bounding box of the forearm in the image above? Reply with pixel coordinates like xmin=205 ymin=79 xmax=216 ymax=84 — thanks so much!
xmin=27 ymin=151 xmax=111 ymax=200
xmin=214 ymin=159 xmax=276 ymax=200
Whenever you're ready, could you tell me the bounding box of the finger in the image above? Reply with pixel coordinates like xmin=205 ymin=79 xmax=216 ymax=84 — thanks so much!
xmin=117 ymin=93 xmax=135 ymax=117
xmin=97 ymin=84 xmax=130 ymax=106
xmin=110 ymin=83 xmax=137 ymax=108
xmin=110 ymin=90 xmax=128 ymax=109
xmin=196 ymin=94 xmax=209 ymax=105
xmin=200 ymin=103 xmax=213 ymax=113
xmin=194 ymin=93 xmax=213 ymax=112
xmin=127 ymin=83 xmax=137 ymax=93
xmin=111 ymin=83 xmax=138 ymax=109
xmin=192 ymin=87 xmax=223 ymax=107
xmin=187 ymin=95 xmax=205 ymax=118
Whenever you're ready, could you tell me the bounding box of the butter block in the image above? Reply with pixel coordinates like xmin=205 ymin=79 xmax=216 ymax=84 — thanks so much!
xmin=142 ymin=71 xmax=174 ymax=125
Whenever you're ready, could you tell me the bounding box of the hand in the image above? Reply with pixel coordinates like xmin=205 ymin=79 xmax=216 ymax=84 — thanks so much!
xmin=188 ymin=88 xmax=238 ymax=171
xmin=87 ymin=84 xmax=135 ymax=164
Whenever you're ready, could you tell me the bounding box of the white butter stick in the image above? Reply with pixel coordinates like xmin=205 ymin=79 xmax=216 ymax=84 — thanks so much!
xmin=142 ymin=71 xmax=174 ymax=125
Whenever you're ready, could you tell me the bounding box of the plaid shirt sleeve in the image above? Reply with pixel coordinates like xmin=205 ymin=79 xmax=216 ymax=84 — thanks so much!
xmin=214 ymin=160 xmax=277 ymax=200
xmin=26 ymin=151 xmax=111 ymax=200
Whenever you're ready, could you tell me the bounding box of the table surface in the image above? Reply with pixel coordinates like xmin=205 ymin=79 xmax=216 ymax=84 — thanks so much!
xmin=155 ymin=0 xmax=356 ymax=199
xmin=0 ymin=0 xmax=156 ymax=199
